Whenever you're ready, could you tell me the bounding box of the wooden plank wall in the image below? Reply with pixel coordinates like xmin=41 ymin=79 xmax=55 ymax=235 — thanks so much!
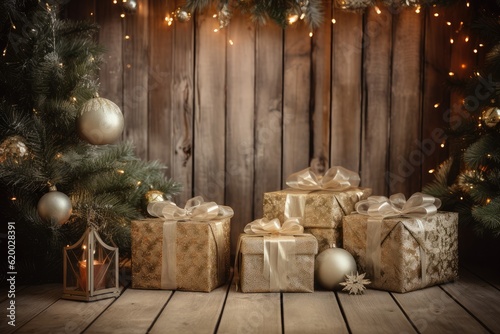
xmin=66 ymin=1 xmax=476 ymax=253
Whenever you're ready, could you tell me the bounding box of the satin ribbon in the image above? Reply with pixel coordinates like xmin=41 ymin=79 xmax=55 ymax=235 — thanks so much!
xmin=148 ymin=197 xmax=233 ymax=289
xmin=235 ymin=218 xmax=304 ymax=292
xmin=355 ymin=192 xmax=440 ymax=285
xmin=286 ymin=166 xmax=360 ymax=191
xmin=147 ymin=196 xmax=234 ymax=222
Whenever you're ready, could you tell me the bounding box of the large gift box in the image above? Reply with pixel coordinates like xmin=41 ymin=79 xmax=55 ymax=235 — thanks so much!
xmin=131 ymin=197 xmax=232 ymax=292
xmin=343 ymin=193 xmax=458 ymax=293
xmin=236 ymin=218 xmax=318 ymax=293
xmin=263 ymin=167 xmax=371 ymax=249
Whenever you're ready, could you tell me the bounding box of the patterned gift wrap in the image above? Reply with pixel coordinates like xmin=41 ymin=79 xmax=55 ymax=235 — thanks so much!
xmin=263 ymin=188 xmax=372 ymax=229
xmin=131 ymin=218 xmax=231 ymax=292
xmin=239 ymin=234 xmax=318 ymax=293
xmin=343 ymin=212 xmax=458 ymax=293
xmin=304 ymin=228 xmax=340 ymax=253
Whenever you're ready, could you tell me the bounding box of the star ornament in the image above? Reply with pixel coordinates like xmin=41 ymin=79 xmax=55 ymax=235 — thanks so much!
xmin=339 ymin=272 xmax=371 ymax=295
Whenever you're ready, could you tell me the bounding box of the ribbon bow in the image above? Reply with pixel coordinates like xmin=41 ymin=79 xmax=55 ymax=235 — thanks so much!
xmin=355 ymin=192 xmax=441 ymax=218
xmin=286 ymin=166 xmax=360 ymax=191
xmin=243 ymin=217 xmax=304 ymax=235
xmin=147 ymin=196 xmax=234 ymax=221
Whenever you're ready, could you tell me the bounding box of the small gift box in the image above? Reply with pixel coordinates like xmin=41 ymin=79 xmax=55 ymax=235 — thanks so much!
xmin=131 ymin=197 xmax=232 ymax=292
xmin=263 ymin=167 xmax=371 ymax=247
xmin=343 ymin=193 xmax=458 ymax=293
xmin=236 ymin=218 xmax=318 ymax=293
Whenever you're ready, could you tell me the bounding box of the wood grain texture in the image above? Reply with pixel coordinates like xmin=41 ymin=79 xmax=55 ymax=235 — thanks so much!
xmin=330 ymin=10 xmax=363 ymax=173
xmin=337 ymin=289 xmax=417 ymax=334
xmin=85 ymin=289 xmax=171 ymax=334
xmin=441 ymin=269 xmax=500 ymax=333
xmin=282 ymin=22 xmax=312 ymax=185
xmin=226 ymin=12 xmax=256 ymax=250
xmin=393 ymin=285 xmax=488 ymax=334
xmin=171 ymin=0 xmax=195 ymax=204
xmin=311 ymin=2 xmax=332 ymax=173
xmin=283 ymin=291 xmax=348 ymax=334
xmin=193 ymin=8 xmax=227 ymax=204
xmin=253 ymin=23 xmax=283 ymax=219
xmin=15 ymin=294 xmax=115 ymax=333
xmin=361 ymin=7 xmax=392 ymax=196
xmin=217 ymin=284 xmax=281 ymax=334
xmin=420 ymin=6 xmax=452 ymax=188
xmin=122 ymin=0 xmax=149 ymax=159
xmin=96 ymin=0 xmax=123 ymax=111
xmin=389 ymin=8 xmax=423 ymax=196
xmin=0 ymin=284 xmax=60 ymax=334
xmin=147 ymin=0 xmax=175 ymax=168
xmin=150 ymin=283 xmax=229 ymax=333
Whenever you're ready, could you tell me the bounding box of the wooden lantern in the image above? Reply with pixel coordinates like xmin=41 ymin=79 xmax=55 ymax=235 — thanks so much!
xmin=63 ymin=226 xmax=120 ymax=301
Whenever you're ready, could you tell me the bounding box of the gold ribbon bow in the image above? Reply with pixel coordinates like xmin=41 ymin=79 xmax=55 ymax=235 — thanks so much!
xmin=147 ymin=196 xmax=233 ymax=290
xmin=243 ymin=217 xmax=304 ymax=235
xmin=355 ymin=192 xmax=441 ymax=285
xmin=286 ymin=166 xmax=360 ymax=191
xmin=147 ymin=196 xmax=234 ymax=221
xmin=235 ymin=218 xmax=304 ymax=292
xmin=355 ymin=192 xmax=441 ymax=218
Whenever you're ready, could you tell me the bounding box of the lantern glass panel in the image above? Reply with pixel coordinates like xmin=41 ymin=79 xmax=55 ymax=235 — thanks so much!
xmin=63 ymin=227 xmax=120 ymax=301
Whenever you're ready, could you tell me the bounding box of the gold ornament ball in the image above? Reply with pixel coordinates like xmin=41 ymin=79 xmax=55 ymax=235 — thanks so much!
xmin=175 ymin=8 xmax=191 ymax=23
xmin=77 ymin=97 xmax=124 ymax=145
xmin=145 ymin=189 xmax=166 ymax=203
xmin=0 ymin=135 xmax=30 ymax=163
xmin=482 ymin=107 xmax=500 ymax=127
xmin=37 ymin=190 xmax=73 ymax=225
xmin=315 ymin=245 xmax=357 ymax=290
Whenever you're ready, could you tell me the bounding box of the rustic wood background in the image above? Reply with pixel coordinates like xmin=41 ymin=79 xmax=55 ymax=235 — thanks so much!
xmin=66 ymin=1 xmax=478 ymax=252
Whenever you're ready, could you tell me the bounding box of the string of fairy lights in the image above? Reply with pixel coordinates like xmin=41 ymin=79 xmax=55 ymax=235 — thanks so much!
xmin=1 ymin=0 xmax=489 ymax=194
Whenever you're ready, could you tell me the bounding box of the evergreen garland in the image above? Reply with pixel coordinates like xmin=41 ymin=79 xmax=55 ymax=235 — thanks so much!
xmin=424 ymin=2 xmax=500 ymax=237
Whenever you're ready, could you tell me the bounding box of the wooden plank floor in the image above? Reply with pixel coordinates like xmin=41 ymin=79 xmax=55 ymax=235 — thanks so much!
xmin=1 ymin=266 xmax=499 ymax=334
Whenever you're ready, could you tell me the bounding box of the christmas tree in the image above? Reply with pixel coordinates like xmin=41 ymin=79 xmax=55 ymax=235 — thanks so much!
xmin=0 ymin=0 xmax=180 ymax=283
xmin=424 ymin=6 xmax=500 ymax=239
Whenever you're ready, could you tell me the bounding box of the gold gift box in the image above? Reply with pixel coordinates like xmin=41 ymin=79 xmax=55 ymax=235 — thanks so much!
xmin=343 ymin=212 xmax=458 ymax=293
xmin=263 ymin=188 xmax=372 ymax=229
xmin=131 ymin=218 xmax=230 ymax=292
xmin=304 ymin=228 xmax=339 ymax=253
xmin=239 ymin=234 xmax=318 ymax=293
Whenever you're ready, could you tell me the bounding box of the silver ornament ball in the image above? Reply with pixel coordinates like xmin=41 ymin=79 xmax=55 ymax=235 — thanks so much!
xmin=123 ymin=0 xmax=137 ymax=11
xmin=77 ymin=97 xmax=124 ymax=145
xmin=315 ymin=246 xmax=357 ymax=290
xmin=175 ymin=8 xmax=191 ymax=23
xmin=37 ymin=190 xmax=73 ymax=225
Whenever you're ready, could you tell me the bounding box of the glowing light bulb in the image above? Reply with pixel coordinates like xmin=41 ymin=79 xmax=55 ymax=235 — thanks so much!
xmin=331 ymin=19 xmax=336 ymax=24
xmin=228 ymin=39 xmax=234 ymax=45
xmin=434 ymin=103 xmax=440 ymax=108
xmin=465 ymin=36 xmax=469 ymax=42
xmin=440 ymin=143 xmax=445 ymax=148
xmin=450 ymin=38 xmax=454 ymax=44
xmin=120 ymin=13 xmax=125 ymax=18
xmin=434 ymin=13 xmax=439 ymax=17
xmin=446 ymin=22 xmax=451 ymax=26
xmin=309 ymin=32 xmax=313 ymax=37
xmin=473 ymin=49 xmax=478 ymax=53
xmin=10 ymin=197 xmax=16 ymax=201
xmin=461 ymin=64 xmax=466 ymax=69
xmin=415 ymin=6 xmax=421 ymax=14
xmin=288 ymin=14 xmax=299 ymax=24
xmin=375 ymin=6 xmax=381 ymax=14
xmin=449 ymin=72 xmax=454 ymax=76
xmin=428 ymin=169 xmax=435 ymax=174
xmin=125 ymin=35 xmax=130 ymax=40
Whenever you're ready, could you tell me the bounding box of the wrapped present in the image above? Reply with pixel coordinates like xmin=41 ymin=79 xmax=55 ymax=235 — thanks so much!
xmin=131 ymin=197 xmax=232 ymax=292
xmin=263 ymin=167 xmax=371 ymax=248
xmin=236 ymin=218 xmax=318 ymax=293
xmin=304 ymin=228 xmax=339 ymax=253
xmin=343 ymin=193 xmax=458 ymax=293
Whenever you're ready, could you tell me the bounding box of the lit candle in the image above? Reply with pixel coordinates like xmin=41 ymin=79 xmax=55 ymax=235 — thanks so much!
xmin=79 ymin=260 xmax=106 ymax=291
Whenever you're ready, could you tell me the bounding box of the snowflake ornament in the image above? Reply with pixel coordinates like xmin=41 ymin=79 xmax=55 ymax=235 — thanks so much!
xmin=339 ymin=272 xmax=371 ymax=295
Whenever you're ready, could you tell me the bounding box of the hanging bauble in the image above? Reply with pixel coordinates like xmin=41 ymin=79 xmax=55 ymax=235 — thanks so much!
xmin=482 ymin=107 xmax=500 ymax=128
xmin=314 ymin=245 xmax=357 ymax=290
xmin=217 ymin=3 xmax=231 ymax=29
xmin=77 ymin=97 xmax=124 ymax=145
xmin=37 ymin=186 xmax=73 ymax=225
xmin=123 ymin=0 xmax=137 ymax=12
xmin=175 ymin=8 xmax=191 ymax=23
xmin=0 ymin=135 xmax=30 ymax=164
xmin=145 ymin=189 xmax=167 ymax=204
